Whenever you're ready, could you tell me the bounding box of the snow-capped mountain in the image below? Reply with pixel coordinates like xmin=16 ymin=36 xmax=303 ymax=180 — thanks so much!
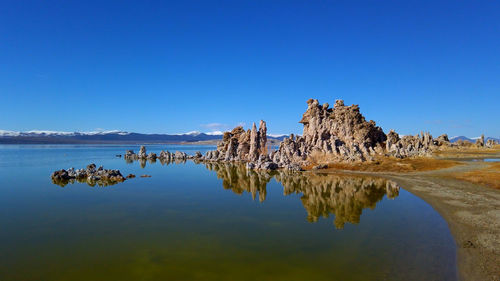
xmin=0 ymin=130 xmax=130 ymax=137
xmin=177 ymin=131 xmax=202 ymax=136
xmin=206 ymin=131 xmax=224 ymax=136
xmin=0 ymin=129 xmax=219 ymax=144
xmin=449 ymin=136 xmax=499 ymax=143
xmin=0 ymin=129 xmax=280 ymax=144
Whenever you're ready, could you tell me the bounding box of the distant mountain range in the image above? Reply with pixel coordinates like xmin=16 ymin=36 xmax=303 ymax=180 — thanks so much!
xmin=1 ymin=129 xmax=495 ymax=145
xmin=0 ymin=130 xmax=288 ymax=144
xmin=449 ymin=136 xmax=499 ymax=143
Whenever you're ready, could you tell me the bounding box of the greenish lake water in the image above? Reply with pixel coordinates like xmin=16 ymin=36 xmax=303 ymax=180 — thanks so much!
xmin=0 ymin=145 xmax=457 ymax=281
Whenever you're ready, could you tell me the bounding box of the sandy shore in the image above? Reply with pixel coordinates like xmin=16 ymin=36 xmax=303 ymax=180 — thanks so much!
xmin=319 ymin=157 xmax=500 ymax=281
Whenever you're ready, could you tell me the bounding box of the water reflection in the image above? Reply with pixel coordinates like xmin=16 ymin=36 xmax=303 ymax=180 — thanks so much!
xmin=205 ymin=162 xmax=272 ymax=202
xmin=51 ymin=177 xmax=122 ymax=188
xmin=125 ymin=157 xmax=188 ymax=167
xmin=52 ymin=159 xmax=399 ymax=229
xmin=276 ymin=171 xmax=399 ymax=228
xmin=205 ymin=162 xmax=399 ymax=229
xmin=6 ymin=145 xmax=457 ymax=280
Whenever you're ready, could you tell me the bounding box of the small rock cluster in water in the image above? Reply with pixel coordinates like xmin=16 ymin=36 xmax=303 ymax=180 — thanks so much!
xmin=51 ymin=163 xmax=127 ymax=187
xmin=124 ymin=146 xmax=202 ymax=162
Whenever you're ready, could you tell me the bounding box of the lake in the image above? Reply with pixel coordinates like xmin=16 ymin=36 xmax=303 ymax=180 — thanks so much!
xmin=0 ymin=145 xmax=457 ymax=281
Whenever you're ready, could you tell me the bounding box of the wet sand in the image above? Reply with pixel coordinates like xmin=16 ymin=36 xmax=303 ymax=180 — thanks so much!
xmin=320 ymin=157 xmax=500 ymax=281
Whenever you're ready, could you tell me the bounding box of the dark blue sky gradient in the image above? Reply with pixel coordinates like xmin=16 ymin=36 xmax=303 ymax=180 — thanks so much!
xmin=1 ymin=1 xmax=498 ymax=136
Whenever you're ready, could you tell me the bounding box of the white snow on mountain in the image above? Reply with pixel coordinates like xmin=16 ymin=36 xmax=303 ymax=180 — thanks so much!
xmin=25 ymin=130 xmax=75 ymax=136
xmin=175 ymin=131 xmax=202 ymax=136
xmin=0 ymin=130 xmax=130 ymax=137
xmin=206 ymin=131 xmax=223 ymax=135
xmin=0 ymin=130 xmax=21 ymax=136
xmin=174 ymin=131 xmax=223 ymax=136
xmin=268 ymin=134 xmax=288 ymax=138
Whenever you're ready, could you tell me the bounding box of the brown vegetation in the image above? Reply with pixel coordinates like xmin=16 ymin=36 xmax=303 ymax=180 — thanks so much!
xmin=452 ymin=162 xmax=500 ymax=189
xmin=307 ymin=151 xmax=460 ymax=173
xmin=434 ymin=144 xmax=500 ymax=159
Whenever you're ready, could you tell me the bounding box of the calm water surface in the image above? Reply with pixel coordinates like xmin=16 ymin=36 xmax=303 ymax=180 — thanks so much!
xmin=0 ymin=145 xmax=457 ymax=281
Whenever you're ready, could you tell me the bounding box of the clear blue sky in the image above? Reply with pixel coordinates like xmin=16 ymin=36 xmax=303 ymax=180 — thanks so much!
xmin=1 ymin=0 xmax=498 ymax=137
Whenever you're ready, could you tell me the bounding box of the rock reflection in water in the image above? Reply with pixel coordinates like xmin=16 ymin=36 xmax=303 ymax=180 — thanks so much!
xmin=205 ymin=162 xmax=399 ymax=229
xmin=125 ymin=157 xmax=187 ymax=168
xmin=276 ymin=171 xmax=399 ymax=228
xmin=51 ymin=177 xmax=122 ymax=188
xmin=205 ymin=162 xmax=272 ymax=202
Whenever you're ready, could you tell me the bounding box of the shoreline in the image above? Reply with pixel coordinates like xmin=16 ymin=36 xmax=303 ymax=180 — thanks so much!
xmin=316 ymin=158 xmax=500 ymax=281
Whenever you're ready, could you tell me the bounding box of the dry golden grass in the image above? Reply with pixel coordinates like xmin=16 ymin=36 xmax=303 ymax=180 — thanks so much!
xmin=306 ymin=151 xmax=460 ymax=173
xmin=434 ymin=144 xmax=500 ymax=158
xmin=452 ymin=162 xmax=500 ymax=189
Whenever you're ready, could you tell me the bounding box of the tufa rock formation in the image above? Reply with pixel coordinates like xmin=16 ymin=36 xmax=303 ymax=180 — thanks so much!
xmin=384 ymin=131 xmax=450 ymax=158
xmin=139 ymin=145 xmax=147 ymax=158
xmin=475 ymin=134 xmax=485 ymax=147
xmin=204 ymin=121 xmax=270 ymax=165
xmin=486 ymin=139 xmax=498 ymax=148
xmin=203 ymin=98 xmax=458 ymax=170
xmin=125 ymin=147 xmax=189 ymax=162
xmin=51 ymin=164 xmax=126 ymax=187
xmin=271 ymin=99 xmax=387 ymax=166
xmin=121 ymin=98 xmax=489 ymax=171
xmin=271 ymin=99 xmax=453 ymax=167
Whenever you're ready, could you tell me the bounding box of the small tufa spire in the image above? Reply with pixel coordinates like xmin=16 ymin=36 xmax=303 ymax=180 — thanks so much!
xmin=334 ymin=99 xmax=344 ymax=108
